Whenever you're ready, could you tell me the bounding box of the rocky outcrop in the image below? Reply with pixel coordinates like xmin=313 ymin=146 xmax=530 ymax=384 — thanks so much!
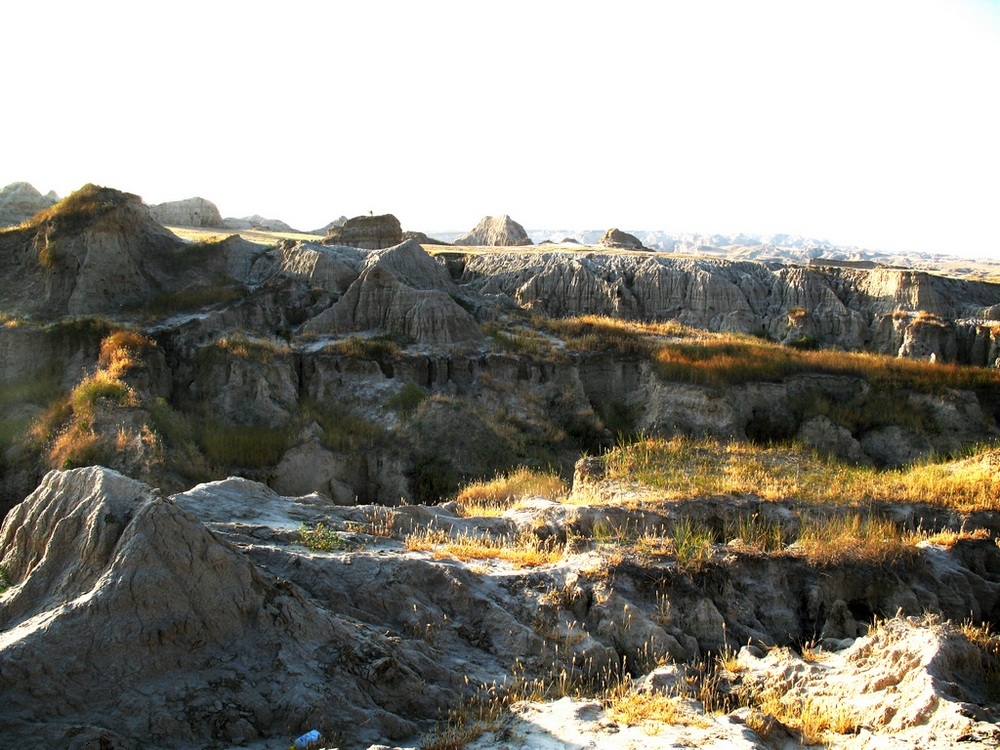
xmin=402 ymin=230 xmax=450 ymax=246
xmin=147 ymin=196 xmax=224 ymax=227
xmin=459 ymin=252 xmax=1000 ymax=363
xmin=303 ymin=239 xmax=481 ymax=345
xmin=323 ymin=213 xmax=402 ymax=249
xmin=0 ymin=182 xmax=57 ymax=227
xmin=453 ymin=214 xmax=532 ymax=246
xmin=598 ymin=227 xmax=645 ymax=250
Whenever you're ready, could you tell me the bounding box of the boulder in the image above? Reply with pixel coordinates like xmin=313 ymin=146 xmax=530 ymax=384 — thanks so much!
xmin=452 ymin=214 xmax=532 ymax=246
xmin=598 ymin=227 xmax=645 ymax=250
xmin=148 ymin=196 xmax=224 ymax=227
xmin=323 ymin=214 xmax=402 ymax=249
xmin=0 ymin=182 xmax=57 ymax=226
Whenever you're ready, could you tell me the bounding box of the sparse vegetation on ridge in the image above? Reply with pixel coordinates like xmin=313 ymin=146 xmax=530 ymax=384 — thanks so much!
xmin=599 ymin=435 xmax=1000 ymax=512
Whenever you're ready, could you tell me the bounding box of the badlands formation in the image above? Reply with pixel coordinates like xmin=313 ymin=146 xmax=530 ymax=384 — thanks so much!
xmin=0 ymin=184 xmax=998 ymax=749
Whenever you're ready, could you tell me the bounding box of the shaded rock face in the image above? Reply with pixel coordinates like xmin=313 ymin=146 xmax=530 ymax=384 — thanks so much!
xmin=0 ymin=467 xmax=455 ymax=748
xmin=303 ymin=239 xmax=481 ymax=345
xmin=0 ymin=182 xmax=57 ymax=227
xmin=147 ymin=196 xmax=224 ymax=228
xmin=323 ymin=213 xmax=402 ymax=249
xmin=453 ymin=214 xmax=532 ymax=246
xmin=598 ymin=227 xmax=645 ymax=250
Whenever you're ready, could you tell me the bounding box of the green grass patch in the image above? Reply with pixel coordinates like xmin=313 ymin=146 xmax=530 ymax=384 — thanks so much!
xmin=327 ymin=334 xmax=403 ymax=361
xmin=386 ymin=383 xmax=427 ymax=416
xmin=142 ymin=282 xmax=245 ymax=317
xmin=0 ymin=563 xmax=11 ymax=593
xmin=70 ymin=372 xmax=131 ymax=423
xmin=301 ymin=398 xmax=386 ymax=452
xmin=200 ymin=420 xmax=294 ymax=468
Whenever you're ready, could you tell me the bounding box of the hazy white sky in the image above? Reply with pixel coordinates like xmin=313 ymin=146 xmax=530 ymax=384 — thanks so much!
xmin=5 ymin=0 xmax=999 ymax=256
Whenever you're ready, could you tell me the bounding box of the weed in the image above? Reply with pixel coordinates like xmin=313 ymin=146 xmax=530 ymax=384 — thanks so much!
xmin=725 ymin=513 xmax=786 ymax=553
xmin=671 ymin=518 xmax=714 ymax=573
xmin=299 ymin=523 xmax=346 ymax=551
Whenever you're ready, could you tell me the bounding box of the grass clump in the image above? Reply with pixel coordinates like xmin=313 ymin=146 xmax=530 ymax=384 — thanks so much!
xmin=328 ymin=335 xmax=402 ymax=361
xmin=605 ymin=681 xmax=709 ymax=729
xmin=455 ymin=467 xmax=568 ymax=517
xmin=386 ymin=382 xmax=427 ymax=416
xmin=216 ymin=332 xmax=290 ymax=363
xmin=144 ymin=284 xmax=245 ymax=317
xmin=0 ymin=563 xmax=11 ymax=593
xmin=671 ymin=518 xmax=715 ymax=573
xmin=794 ymin=513 xmax=912 ymax=565
xmin=405 ymin=528 xmax=563 ymax=568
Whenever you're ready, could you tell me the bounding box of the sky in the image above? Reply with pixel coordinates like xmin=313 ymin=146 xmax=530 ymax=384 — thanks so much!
xmin=4 ymin=0 xmax=1000 ymax=257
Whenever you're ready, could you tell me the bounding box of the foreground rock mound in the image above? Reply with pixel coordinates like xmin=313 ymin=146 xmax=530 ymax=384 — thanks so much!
xmin=323 ymin=213 xmax=402 ymax=249
xmin=0 ymin=181 xmax=58 ymax=227
xmin=453 ymin=214 xmax=532 ymax=246
xmin=148 ymin=196 xmax=225 ymax=227
xmin=0 ymin=467 xmax=452 ymax=748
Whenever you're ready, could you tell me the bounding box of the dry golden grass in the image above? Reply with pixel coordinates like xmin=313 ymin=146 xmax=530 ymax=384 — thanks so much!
xmin=602 ymin=436 xmax=1000 ymax=513
xmin=455 ymin=467 xmax=568 ymax=517
xmin=795 ymin=513 xmax=913 ymax=565
xmin=922 ymin=527 xmax=992 ymax=548
xmin=748 ymin=690 xmax=860 ymax=744
xmin=605 ymin=683 xmax=709 ymax=729
xmin=405 ymin=528 xmax=563 ymax=568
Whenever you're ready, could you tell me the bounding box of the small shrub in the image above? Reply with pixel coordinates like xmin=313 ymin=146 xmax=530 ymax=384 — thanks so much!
xmin=299 ymin=523 xmax=345 ymax=551
xmin=0 ymin=563 xmax=11 ymax=593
